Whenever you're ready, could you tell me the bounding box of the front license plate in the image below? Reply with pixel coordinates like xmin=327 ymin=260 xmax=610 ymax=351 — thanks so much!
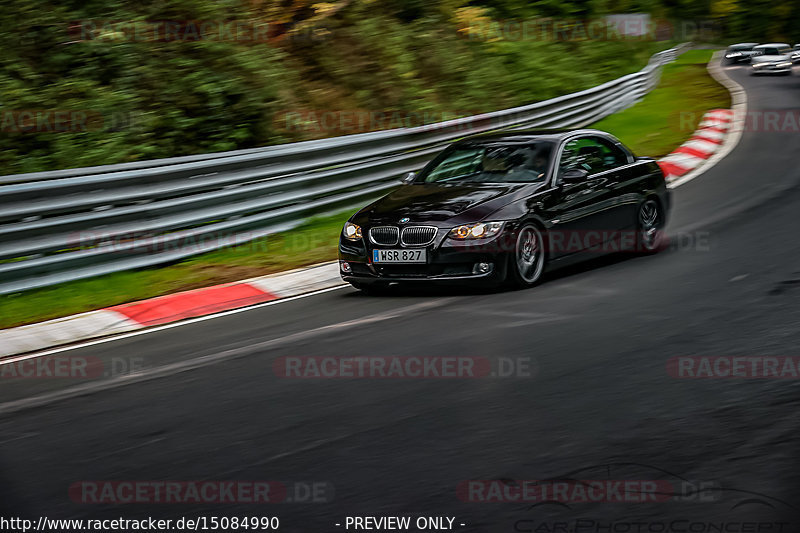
xmin=373 ymin=248 xmax=426 ymax=263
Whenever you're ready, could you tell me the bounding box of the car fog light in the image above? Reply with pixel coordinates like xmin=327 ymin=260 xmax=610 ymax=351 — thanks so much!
xmin=341 ymin=261 xmax=352 ymax=273
xmin=473 ymin=262 xmax=493 ymax=274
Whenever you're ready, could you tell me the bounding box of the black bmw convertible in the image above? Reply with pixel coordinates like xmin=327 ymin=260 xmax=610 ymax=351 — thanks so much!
xmin=338 ymin=129 xmax=670 ymax=292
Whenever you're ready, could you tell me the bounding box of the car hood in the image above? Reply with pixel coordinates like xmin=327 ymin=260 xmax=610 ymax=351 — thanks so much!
xmin=753 ymin=55 xmax=791 ymax=62
xmin=355 ymin=182 xmax=534 ymax=225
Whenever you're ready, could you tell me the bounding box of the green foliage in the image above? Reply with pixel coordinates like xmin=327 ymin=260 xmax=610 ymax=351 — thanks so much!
xmin=1 ymin=0 xmax=797 ymax=175
xmin=0 ymin=1 xmax=292 ymax=174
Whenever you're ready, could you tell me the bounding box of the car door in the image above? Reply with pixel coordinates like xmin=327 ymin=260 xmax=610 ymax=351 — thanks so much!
xmin=546 ymin=137 xmax=614 ymax=258
xmin=586 ymin=135 xmax=639 ymax=231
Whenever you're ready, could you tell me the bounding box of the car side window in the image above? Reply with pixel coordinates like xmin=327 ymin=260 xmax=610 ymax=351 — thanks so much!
xmin=558 ymin=139 xmax=591 ymax=181
xmin=593 ymin=137 xmax=629 ymax=171
xmin=557 ymin=137 xmax=628 ymax=180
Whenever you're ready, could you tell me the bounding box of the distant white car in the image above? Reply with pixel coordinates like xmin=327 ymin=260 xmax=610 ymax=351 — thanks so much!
xmin=751 ymin=43 xmax=793 ymax=75
xmin=724 ymin=43 xmax=760 ymax=64
xmin=791 ymin=44 xmax=800 ymax=64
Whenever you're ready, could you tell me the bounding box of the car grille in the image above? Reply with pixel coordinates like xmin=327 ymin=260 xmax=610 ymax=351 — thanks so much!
xmin=369 ymin=226 xmax=399 ymax=245
xmin=400 ymin=226 xmax=437 ymax=246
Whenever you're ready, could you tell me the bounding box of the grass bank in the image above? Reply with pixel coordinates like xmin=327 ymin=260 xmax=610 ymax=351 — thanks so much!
xmin=591 ymin=49 xmax=730 ymax=157
xmin=1 ymin=0 xmax=671 ymax=175
xmin=0 ymin=49 xmax=730 ymax=329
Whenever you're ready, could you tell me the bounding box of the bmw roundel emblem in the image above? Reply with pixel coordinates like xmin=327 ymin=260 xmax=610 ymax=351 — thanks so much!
xmin=399 ymin=217 xmax=410 ymax=224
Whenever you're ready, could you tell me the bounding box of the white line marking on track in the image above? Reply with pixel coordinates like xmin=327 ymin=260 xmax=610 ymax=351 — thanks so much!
xmin=0 ymin=284 xmax=349 ymax=364
xmin=0 ymin=298 xmax=453 ymax=416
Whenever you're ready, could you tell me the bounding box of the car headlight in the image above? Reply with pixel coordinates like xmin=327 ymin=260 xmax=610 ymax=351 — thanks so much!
xmin=726 ymin=52 xmax=742 ymax=58
xmin=342 ymin=222 xmax=362 ymax=241
xmin=777 ymin=62 xmax=792 ymax=68
xmin=448 ymin=221 xmax=504 ymax=240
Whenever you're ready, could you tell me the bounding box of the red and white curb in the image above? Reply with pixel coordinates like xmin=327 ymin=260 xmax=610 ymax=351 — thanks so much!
xmin=658 ymin=109 xmax=733 ymax=182
xmin=0 ymin=262 xmax=342 ymax=357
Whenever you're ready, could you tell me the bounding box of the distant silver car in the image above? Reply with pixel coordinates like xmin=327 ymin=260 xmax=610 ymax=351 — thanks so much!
xmin=751 ymin=43 xmax=793 ymax=75
xmin=724 ymin=43 xmax=760 ymax=64
xmin=791 ymin=44 xmax=800 ymax=64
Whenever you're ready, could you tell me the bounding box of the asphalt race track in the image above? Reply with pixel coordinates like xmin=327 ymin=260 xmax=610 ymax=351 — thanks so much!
xmin=1 ymin=63 xmax=800 ymax=531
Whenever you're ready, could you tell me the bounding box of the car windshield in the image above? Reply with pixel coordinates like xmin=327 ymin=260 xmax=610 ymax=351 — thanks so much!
xmin=758 ymin=47 xmax=789 ymax=55
xmin=730 ymin=45 xmax=753 ymax=51
xmin=419 ymin=142 xmax=554 ymax=184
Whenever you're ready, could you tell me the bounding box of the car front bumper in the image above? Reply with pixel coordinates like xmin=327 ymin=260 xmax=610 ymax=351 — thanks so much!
xmin=725 ymin=55 xmax=751 ymax=63
xmin=752 ymin=64 xmax=792 ymax=74
xmin=338 ymin=228 xmax=513 ymax=286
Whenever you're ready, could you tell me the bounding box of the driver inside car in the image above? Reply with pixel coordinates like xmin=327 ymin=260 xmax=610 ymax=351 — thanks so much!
xmin=480 ymin=147 xmax=551 ymax=182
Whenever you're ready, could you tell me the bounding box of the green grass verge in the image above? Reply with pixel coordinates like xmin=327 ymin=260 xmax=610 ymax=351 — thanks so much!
xmin=0 ymin=209 xmax=354 ymax=329
xmin=591 ymin=49 xmax=730 ymax=157
xmin=0 ymin=49 xmax=730 ymax=330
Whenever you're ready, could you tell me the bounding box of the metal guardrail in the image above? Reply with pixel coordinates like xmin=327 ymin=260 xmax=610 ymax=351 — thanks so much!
xmin=0 ymin=44 xmax=688 ymax=295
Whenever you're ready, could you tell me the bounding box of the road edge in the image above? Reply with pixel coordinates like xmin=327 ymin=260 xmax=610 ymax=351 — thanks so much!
xmin=0 ymin=262 xmax=343 ymax=358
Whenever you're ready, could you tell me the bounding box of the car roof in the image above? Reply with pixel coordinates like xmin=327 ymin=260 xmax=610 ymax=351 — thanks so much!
xmin=755 ymin=43 xmax=790 ymax=49
xmin=729 ymin=43 xmax=759 ymax=48
xmin=454 ymin=128 xmax=616 ymax=145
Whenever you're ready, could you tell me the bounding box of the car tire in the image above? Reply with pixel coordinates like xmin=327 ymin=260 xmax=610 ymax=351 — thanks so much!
xmin=635 ymin=199 xmax=666 ymax=254
xmin=507 ymin=224 xmax=546 ymax=288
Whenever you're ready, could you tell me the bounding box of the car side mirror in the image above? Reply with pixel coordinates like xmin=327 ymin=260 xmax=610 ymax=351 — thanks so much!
xmin=400 ymin=171 xmax=416 ymax=185
xmin=561 ymin=168 xmax=588 ymax=184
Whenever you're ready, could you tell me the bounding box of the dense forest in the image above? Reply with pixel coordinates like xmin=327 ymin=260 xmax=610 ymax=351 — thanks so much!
xmin=1 ymin=0 xmax=797 ymax=174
